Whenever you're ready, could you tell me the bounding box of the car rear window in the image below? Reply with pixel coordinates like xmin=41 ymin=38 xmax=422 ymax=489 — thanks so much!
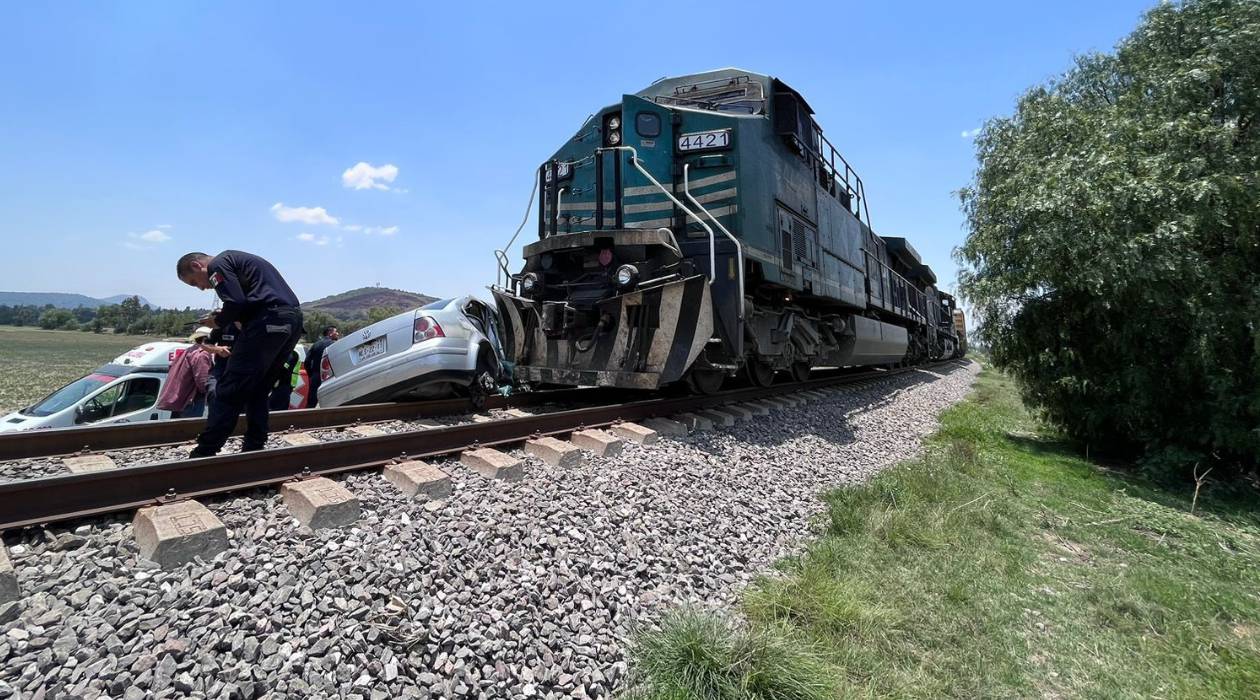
xmin=421 ymin=298 xmax=452 ymax=310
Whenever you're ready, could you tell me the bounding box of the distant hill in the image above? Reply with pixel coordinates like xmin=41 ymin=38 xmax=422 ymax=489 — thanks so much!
xmin=0 ymin=291 xmax=153 ymax=309
xmin=303 ymin=286 xmax=439 ymax=319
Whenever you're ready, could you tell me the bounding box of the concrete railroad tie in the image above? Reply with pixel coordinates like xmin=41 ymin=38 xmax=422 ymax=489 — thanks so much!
xmin=383 ymin=460 xmax=452 ymax=500
xmin=611 ymin=422 xmax=659 ymax=445
xmin=761 ymin=396 xmax=796 ymax=410
xmin=0 ymin=545 xmax=18 ymax=603
xmin=461 ymin=448 xmax=525 ymax=481
xmin=713 ymin=405 xmax=753 ymax=423
xmin=524 ymin=437 xmax=584 ymax=468
xmin=740 ymin=401 xmax=772 ymax=416
xmin=281 ymin=477 xmax=361 ymax=529
xmin=695 ymin=409 xmax=735 ymax=428
xmin=62 ymin=454 xmax=117 ymax=474
xmin=133 ymin=500 xmax=229 ymax=570
xmin=642 ymin=417 xmax=688 ymax=437
xmin=570 ymin=429 xmax=623 ymax=457
xmin=672 ymin=413 xmax=713 ymax=433
xmin=281 ymin=432 xmax=321 ymax=447
xmin=348 ymin=424 xmax=387 ymax=438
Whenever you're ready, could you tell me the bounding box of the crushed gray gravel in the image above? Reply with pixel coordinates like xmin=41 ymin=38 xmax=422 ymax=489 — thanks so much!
xmin=0 ymin=361 xmax=978 ymax=699
xmin=0 ymin=404 xmax=581 ymax=484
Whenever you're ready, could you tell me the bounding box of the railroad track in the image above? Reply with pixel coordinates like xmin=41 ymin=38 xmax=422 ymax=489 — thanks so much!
xmin=0 ymin=386 xmax=632 ymax=461
xmin=0 ymin=364 xmax=965 ymax=533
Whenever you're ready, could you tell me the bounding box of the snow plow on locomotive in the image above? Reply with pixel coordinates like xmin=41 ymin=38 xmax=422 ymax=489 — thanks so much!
xmin=492 ymin=68 xmax=964 ymax=393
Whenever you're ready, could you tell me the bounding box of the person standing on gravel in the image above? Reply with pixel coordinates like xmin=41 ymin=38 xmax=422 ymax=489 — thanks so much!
xmin=303 ymin=324 xmax=339 ymax=407
xmin=176 ymin=250 xmax=303 ymax=457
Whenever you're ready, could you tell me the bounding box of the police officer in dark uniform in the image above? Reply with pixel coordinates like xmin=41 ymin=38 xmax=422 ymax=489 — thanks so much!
xmin=176 ymin=250 xmax=303 ymax=457
xmin=203 ymin=322 xmax=238 ymax=424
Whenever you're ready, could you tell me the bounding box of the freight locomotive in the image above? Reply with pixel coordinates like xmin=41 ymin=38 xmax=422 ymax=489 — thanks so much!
xmin=492 ymin=68 xmax=965 ymax=393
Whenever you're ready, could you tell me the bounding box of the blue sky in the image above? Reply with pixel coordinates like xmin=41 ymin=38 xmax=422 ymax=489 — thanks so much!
xmin=0 ymin=1 xmax=1156 ymax=310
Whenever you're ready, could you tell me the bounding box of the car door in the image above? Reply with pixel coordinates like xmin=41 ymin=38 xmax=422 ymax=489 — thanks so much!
xmin=465 ymin=300 xmax=505 ymax=364
xmin=76 ymin=376 xmax=163 ymax=425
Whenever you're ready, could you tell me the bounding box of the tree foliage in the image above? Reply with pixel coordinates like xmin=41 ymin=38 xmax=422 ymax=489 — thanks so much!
xmin=957 ymin=0 xmax=1260 ymax=478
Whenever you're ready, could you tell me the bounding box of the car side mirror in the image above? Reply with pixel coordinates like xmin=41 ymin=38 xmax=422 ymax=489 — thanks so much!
xmin=74 ymin=405 xmax=86 ymax=424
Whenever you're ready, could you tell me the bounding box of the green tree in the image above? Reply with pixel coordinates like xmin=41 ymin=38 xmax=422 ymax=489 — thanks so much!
xmin=367 ymin=306 xmax=401 ymax=324
xmin=957 ymin=0 xmax=1260 ymax=478
xmin=12 ymin=307 xmax=38 ymax=326
xmin=302 ymin=309 xmax=341 ymax=342
xmin=118 ymin=295 xmax=144 ymax=328
xmin=38 ymin=308 xmax=74 ymax=330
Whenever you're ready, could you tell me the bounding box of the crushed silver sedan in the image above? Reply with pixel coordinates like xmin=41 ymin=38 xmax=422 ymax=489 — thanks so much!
xmin=314 ymin=296 xmax=507 ymax=407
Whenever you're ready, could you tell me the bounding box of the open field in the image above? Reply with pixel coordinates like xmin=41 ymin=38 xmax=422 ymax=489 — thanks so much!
xmin=630 ymin=367 xmax=1260 ymax=699
xmin=0 ymin=326 xmax=158 ymax=415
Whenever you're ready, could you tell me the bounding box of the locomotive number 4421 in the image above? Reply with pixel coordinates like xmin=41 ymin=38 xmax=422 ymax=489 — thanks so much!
xmin=677 ymin=129 xmax=731 ymax=152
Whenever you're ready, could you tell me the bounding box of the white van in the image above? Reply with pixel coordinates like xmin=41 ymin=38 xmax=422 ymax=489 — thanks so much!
xmin=0 ymin=341 xmax=311 ymax=433
xmin=0 ymin=341 xmax=190 ymax=433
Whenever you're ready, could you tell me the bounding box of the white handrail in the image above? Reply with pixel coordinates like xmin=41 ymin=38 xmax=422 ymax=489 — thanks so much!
xmin=683 ymin=163 xmax=745 ymax=321
xmin=553 ymin=187 xmax=566 ymax=237
xmin=601 ymin=146 xmax=718 ymax=284
xmin=494 ymin=171 xmax=541 ymax=288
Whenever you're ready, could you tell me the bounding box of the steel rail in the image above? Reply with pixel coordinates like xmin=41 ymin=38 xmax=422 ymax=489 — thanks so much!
xmin=0 ymin=363 xmax=960 ymax=530
xmin=0 ymin=387 xmax=627 ymax=461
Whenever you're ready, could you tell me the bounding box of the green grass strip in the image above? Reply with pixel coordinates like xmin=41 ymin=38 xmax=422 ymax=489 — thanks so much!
xmin=627 ymin=368 xmax=1260 ymax=699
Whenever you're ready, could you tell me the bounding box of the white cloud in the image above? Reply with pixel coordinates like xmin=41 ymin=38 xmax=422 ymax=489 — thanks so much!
xmin=271 ymin=202 xmax=339 ymax=226
xmin=342 ymin=224 xmax=399 ymax=236
xmin=136 ymin=229 xmax=171 ymax=243
xmin=296 ymin=232 xmax=331 ymax=246
xmin=123 ymin=226 xmax=173 ymax=249
xmin=341 ymin=162 xmax=399 ymax=191
xmin=960 ymin=127 xmax=983 ymax=139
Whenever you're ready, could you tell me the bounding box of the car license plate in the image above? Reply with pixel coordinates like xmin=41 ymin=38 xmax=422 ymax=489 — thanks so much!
xmin=354 ymin=337 xmax=386 ymax=363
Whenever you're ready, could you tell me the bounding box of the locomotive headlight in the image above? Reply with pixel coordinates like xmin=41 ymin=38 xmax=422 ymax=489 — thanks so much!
xmin=520 ymin=272 xmax=540 ymax=296
xmin=615 ymin=264 xmax=638 ymax=288
xmin=607 ymin=116 xmax=621 ymax=130
xmin=607 ymin=130 xmax=621 ymax=145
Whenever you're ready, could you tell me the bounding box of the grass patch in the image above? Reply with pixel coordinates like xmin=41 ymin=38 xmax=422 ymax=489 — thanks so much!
xmin=0 ymin=325 xmax=154 ymax=414
xmin=628 ymin=367 xmax=1260 ymax=698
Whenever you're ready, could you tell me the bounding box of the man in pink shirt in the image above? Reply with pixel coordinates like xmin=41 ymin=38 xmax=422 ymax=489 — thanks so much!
xmin=158 ymin=327 xmax=215 ymax=418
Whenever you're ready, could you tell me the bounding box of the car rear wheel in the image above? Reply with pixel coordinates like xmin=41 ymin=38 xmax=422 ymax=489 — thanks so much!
xmin=468 ymin=350 xmax=498 ymax=411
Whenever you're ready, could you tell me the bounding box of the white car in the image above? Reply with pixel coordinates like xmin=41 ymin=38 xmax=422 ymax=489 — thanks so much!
xmin=315 ymin=296 xmax=506 ymax=407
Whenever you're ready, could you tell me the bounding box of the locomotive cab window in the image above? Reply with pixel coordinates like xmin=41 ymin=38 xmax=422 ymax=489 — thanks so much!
xmin=635 ymin=112 xmax=661 ymax=138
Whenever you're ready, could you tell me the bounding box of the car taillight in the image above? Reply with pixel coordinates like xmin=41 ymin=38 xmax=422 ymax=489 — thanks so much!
xmin=413 ymin=315 xmax=445 ymax=344
xmin=320 ymin=355 xmax=333 ymax=381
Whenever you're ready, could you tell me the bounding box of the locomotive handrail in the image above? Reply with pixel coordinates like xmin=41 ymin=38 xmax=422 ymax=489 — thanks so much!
xmin=551 ymin=187 xmax=566 ymax=238
xmin=600 ymin=146 xmax=719 ymax=285
xmin=684 ymin=163 xmax=746 ymax=321
xmin=495 ymin=171 xmax=541 ymax=288
xmin=653 ymin=227 xmax=684 ymax=259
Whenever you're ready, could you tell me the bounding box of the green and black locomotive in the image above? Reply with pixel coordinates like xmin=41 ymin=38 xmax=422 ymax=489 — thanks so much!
xmin=492 ymin=68 xmax=964 ymax=392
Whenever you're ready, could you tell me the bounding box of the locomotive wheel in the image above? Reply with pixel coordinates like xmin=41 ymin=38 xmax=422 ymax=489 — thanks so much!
xmin=746 ymin=360 xmax=775 ymax=388
xmin=789 ymin=361 xmax=811 ymax=383
xmin=685 ymin=367 xmax=726 ymax=395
